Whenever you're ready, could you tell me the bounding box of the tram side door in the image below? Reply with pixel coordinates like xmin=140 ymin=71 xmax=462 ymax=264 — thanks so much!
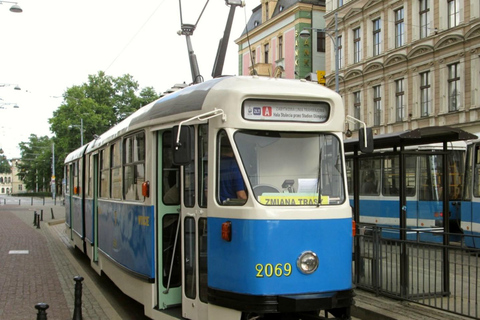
xmin=180 ymin=124 xmax=209 ymax=320
xmin=156 ymin=130 xmax=182 ymax=309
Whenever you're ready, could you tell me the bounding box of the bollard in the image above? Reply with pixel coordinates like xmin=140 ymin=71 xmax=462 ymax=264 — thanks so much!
xmin=41 ymin=209 xmax=44 ymax=221
xmin=36 ymin=214 xmax=41 ymax=229
xmin=19 ymin=199 xmax=21 ymax=206
xmin=33 ymin=211 xmax=37 ymax=226
xmin=72 ymin=276 xmax=84 ymax=320
xmin=51 ymin=208 xmax=55 ymax=219
xmin=31 ymin=197 xmax=33 ymax=206
xmin=35 ymin=303 xmax=49 ymax=320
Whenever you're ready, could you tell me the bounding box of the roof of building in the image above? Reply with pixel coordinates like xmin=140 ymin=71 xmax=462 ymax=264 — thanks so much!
xmin=240 ymin=0 xmax=325 ymax=37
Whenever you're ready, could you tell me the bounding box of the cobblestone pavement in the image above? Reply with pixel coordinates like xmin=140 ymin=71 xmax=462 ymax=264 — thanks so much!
xmin=0 ymin=199 xmax=115 ymax=320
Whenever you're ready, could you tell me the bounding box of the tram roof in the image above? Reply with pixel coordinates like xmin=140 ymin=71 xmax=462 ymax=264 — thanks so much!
xmin=344 ymin=126 xmax=478 ymax=153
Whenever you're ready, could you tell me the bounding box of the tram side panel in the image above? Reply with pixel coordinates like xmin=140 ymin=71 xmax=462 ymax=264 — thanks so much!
xmin=97 ymin=200 xmax=155 ymax=279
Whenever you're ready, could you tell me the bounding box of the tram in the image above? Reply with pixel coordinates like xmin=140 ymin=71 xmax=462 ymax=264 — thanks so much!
xmin=461 ymin=137 xmax=480 ymax=248
xmin=64 ymin=76 xmax=355 ymax=320
xmin=345 ymin=128 xmax=474 ymax=242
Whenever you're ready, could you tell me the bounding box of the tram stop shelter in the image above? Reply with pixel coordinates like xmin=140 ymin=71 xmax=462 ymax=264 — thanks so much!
xmin=344 ymin=125 xmax=477 ymax=297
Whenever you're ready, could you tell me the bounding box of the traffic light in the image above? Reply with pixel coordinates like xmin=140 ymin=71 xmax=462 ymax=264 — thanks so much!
xmin=317 ymin=70 xmax=326 ymax=85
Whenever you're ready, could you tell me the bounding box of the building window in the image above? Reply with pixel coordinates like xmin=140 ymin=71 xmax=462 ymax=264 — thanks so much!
xmin=278 ymin=36 xmax=283 ymax=60
xmin=448 ymin=0 xmax=459 ymax=28
xmin=420 ymin=71 xmax=431 ymax=116
xmin=354 ymin=91 xmax=361 ymax=130
xmin=338 ymin=0 xmax=343 ymax=7
xmin=373 ymin=18 xmax=381 ymax=56
xmin=353 ymin=27 xmax=361 ymax=63
xmin=317 ymin=31 xmax=326 ymax=53
xmin=395 ymin=79 xmax=405 ymax=122
xmin=373 ymin=85 xmax=382 ymax=126
xmin=337 ymin=35 xmax=343 ymax=69
xmin=419 ymin=0 xmax=430 ymax=38
xmin=395 ymin=8 xmax=405 ymax=48
xmin=264 ymin=43 xmax=269 ymax=63
xmin=448 ymin=63 xmax=460 ymax=112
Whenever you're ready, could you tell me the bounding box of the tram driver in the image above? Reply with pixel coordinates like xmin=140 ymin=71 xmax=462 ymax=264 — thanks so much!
xmin=219 ymin=141 xmax=247 ymax=204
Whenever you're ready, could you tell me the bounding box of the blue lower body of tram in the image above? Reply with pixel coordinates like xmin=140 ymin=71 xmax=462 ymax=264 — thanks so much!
xmin=68 ymin=195 xmax=155 ymax=279
xmin=208 ymin=217 xmax=353 ymax=313
xmin=460 ymin=200 xmax=480 ymax=249
xmin=353 ymin=198 xmax=457 ymax=243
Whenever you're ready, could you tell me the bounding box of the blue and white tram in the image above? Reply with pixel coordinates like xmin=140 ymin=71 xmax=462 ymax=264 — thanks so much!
xmin=64 ymin=76 xmax=354 ymax=320
xmin=461 ymin=137 xmax=480 ymax=248
xmin=346 ymin=133 xmax=469 ymax=242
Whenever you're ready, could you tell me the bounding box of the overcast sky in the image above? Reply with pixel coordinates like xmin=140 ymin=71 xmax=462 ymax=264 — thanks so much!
xmin=0 ymin=0 xmax=256 ymax=158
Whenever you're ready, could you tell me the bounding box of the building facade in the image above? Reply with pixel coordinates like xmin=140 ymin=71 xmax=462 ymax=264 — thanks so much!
xmin=236 ymin=0 xmax=480 ymax=136
xmin=325 ymin=0 xmax=480 ymax=135
xmin=235 ymin=0 xmax=327 ymax=80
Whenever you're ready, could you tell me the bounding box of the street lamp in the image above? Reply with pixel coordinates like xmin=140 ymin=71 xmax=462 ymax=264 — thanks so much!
xmin=300 ymin=12 xmax=339 ymax=93
xmin=68 ymin=118 xmax=84 ymax=146
xmin=0 ymin=1 xmax=22 ymax=13
xmin=0 ymin=102 xmax=19 ymax=109
xmin=0 ymin=83 xmax=21 ymax=90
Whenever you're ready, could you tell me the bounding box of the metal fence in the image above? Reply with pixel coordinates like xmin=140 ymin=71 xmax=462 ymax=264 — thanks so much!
xmin=354 ymin=224 xmax=480 ymax=319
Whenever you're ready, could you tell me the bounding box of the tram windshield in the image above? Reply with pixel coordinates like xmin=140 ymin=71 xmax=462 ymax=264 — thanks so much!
xmin=234 ymin=130 xmax=345 ymax=206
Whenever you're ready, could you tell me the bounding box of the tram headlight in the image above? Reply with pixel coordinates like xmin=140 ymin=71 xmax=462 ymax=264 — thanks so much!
xmin=297 ymin=251 xmax=319 ymax=274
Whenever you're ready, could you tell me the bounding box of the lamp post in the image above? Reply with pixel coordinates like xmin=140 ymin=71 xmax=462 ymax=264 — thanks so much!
xmin=69 ymin=118 xmax=84 ymax=146
xmin=300 ymin=12 xmax=339 ymax=93
xmin=0 ymin=1 xmax=22 ymax=13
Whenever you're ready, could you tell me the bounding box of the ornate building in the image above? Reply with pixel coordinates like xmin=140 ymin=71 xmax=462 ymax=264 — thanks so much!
xmin=236 ymin=0 xmax=480 ymax=136
xmin=325 ymin=0 xmax=480 ymax=134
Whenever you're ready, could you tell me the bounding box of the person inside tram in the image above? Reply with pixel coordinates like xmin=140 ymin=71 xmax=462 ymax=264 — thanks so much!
xmin=219 ymin=143 xmax=247 ymax=203
xmin=361 ymin=171 xmax=377 ymax=195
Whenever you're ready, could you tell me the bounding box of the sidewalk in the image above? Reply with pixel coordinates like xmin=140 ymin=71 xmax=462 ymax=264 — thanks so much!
xmin=0 ymin=197 xmax=474 ymax=320
xmin=0 ymin=201 xmax=119 ymax=320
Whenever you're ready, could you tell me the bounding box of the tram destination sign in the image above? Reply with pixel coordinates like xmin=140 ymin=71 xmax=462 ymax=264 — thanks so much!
xmin=243 ymin=99 xmax=330 ymax=123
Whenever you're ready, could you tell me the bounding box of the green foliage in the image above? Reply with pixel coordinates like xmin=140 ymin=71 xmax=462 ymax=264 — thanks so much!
xmin=17 ymin=135 xmax=53 ymax=192
xmin=0 ymin=155 xmax=11 ymax=173
xmin=44 ymin=71 xmax=160 ymax=192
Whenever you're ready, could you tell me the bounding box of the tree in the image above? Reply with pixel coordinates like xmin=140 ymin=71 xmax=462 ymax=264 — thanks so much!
xmin=47 ymin=71 xmax=160 ymax=193
xmin=17 ymin=135 xmax=53 ymax=192
xmin=0 ymin=155 xmax=11 ymax=174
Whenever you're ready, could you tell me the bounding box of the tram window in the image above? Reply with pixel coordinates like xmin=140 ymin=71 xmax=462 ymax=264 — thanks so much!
xmin=419 ymin=154 xmax=443 ymax=201
xmin=111 ymin=143 xmax=122 ymax=199
xmin=382 ymin=156 xmax=399 ymax=196
xmin=100 ymin=149 xmax=110 ymax=198
xmin=235 ymin=131 xmax=345 ymax=205
xmin=184 ymin=217 xmax=196 ymax=299
xmin=86 ymin=155 xmax=92 ymax=198
xmin=474 ymin=146 xmax=480 ymax=197
xmin=123 ymin=132 xmax=145 ymax=201
xmin=162 ymin=131 xmax=180 ymax=205
xmin=217 ymin=131 xmax=247 ymax=205
xmin=346 ymin=159 xmax=353 ymax=195
xmin=198 ymin=217 xmax=208 ymax=302
xmin=198 ymin=125 xmax=208 ymax=208
xmin=65 ymin=166 xmax=70 ymax=194
xmin=359 ymin=158 xmax=380 ymax=195
xmin=73 ymin=162 xmax=78 ymax=195
xmin=405 ymin=156 xmax=416 ymax=197
xmin=463 ymin=145 xmax=474 ymax=200
xmin=162 ymin=214 xmax=180 ymax=288
xmin=184 ymin=126 xmax=196 ymax=208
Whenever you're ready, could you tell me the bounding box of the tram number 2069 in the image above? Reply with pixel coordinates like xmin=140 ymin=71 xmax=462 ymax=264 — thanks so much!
xmin=255 ymin=263 xmax=292 ymax=278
